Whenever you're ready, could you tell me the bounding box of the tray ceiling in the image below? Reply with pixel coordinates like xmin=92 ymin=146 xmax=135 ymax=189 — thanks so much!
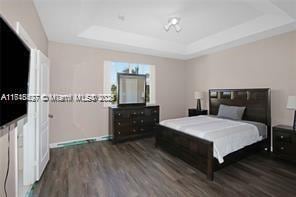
xmin=34 ymin=0 xmax=296 ymax=59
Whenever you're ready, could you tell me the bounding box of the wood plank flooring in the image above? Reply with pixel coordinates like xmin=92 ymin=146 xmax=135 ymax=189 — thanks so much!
xmin=32 ymin=138 xmax=296 ymax=197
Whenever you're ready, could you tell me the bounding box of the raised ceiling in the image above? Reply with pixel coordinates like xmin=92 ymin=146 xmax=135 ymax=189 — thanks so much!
xmin=34 ymin=0 xmax=296 ymax=59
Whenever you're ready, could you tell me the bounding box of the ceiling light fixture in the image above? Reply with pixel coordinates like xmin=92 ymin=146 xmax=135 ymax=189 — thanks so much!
xmin=164 ymin=17 xmax=182 ymax=32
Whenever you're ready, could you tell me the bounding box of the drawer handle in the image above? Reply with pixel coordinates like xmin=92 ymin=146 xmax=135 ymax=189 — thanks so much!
xmin=118 ymin=113 xmax=121 ymax=116
xmin=133 ymin=112 xmax=137 ymax=115
xmin=280 ymin=136 xmax=284 ymax=139
xmin=118 ymin=122 xmax=121 ymax=125
xmin=280 ymin=147 xmax=285 ymax=150
xmin=141 ymin=112 xmax=144 ymax=114
xmin=141 ymin=120 xmax=144 ymax=123
xmin=118 ymin=131 xmax=121 ymax=134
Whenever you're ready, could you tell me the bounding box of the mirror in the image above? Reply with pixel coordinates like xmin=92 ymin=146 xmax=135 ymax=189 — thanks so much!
xmin=118 ymin=74 xmax=146 ymax=105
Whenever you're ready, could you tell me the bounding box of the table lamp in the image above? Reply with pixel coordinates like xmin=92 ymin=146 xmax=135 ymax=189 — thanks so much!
xmin=194 ymin=91 xmax=204 ymax=111
xmin=287 ymin=96 xmax=296 ymax=130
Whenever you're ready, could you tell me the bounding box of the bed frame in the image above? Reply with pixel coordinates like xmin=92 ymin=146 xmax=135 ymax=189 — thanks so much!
xmin=155 ymin=88 xmax=271 ymax=180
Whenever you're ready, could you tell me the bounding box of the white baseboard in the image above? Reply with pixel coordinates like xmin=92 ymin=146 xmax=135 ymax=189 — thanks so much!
xmin=49 ymin=135 xmax=111 ymax=149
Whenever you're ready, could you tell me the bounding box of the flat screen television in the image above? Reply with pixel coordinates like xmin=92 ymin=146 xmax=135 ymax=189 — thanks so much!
xmin=0 ymin=17 xmax=30 ymax=127
xmin=118 ymin=73 xmax=146 ymax=106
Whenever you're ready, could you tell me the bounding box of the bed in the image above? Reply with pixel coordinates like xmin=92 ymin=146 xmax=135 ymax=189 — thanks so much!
xmin=155 ymin=88 xmax=271 ymax=180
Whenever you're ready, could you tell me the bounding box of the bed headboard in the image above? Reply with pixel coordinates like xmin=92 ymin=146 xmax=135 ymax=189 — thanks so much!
xmin=209 ymin=88 xmax=271 ymax=127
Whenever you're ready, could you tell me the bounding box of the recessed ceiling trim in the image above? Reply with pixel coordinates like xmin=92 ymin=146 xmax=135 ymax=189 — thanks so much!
xmin=78 ymin=25 xmax=186 ymax=54
xmin=186 ymin=14 xmax=295 ymax=54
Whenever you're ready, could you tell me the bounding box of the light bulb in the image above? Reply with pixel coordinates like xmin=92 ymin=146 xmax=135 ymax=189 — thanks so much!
xmin=171 ymin=18 xmax=178 ymax=25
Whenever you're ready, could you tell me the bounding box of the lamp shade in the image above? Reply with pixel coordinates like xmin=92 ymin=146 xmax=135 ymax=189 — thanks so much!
xmin=287 ymin=96 xmax=296 ymax=109
xmin=194 ymin=91 xmax=204 ymax=99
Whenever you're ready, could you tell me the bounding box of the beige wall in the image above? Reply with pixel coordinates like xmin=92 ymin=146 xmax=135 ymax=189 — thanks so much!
xmin=0 ymin=1 xmax=48 ymax=196
xmin=49 ymin=31 xmax=296 ymax=143
xmin=48 ymin=41 xmax=186 ymax=143
xmin=185 ymin=31 xmax=296 ymax=126
xmin=0 ymin=0 xmax=48 ymax=54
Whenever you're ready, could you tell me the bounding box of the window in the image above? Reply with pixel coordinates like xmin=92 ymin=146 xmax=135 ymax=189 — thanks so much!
xmin=104 ymin=61 xmax=155 ymax=105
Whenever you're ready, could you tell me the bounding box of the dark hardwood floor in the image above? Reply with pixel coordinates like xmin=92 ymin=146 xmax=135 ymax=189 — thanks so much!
xmin=32 ymin=138 xmax=296 ymax=197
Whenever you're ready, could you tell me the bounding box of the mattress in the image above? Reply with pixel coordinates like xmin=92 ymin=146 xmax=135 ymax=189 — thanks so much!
xmin=159 ymin=115 xmax=266 ymax=163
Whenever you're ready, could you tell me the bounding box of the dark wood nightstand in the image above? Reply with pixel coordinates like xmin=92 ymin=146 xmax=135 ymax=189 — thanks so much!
xmin=188 ymin=109 xmax=208 ymax=117
xmin=273 ymin=125 xmax=296 ymax=162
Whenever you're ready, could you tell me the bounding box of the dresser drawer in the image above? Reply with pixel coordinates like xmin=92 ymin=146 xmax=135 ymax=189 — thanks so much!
xmin=134 ymin=117 xmax=158 ymax=126
xmin=114 ymin=129 xmax=130 ymax=137
xmin=114 ymin=110 xmax=131 ymax=119
xmin=138 ymin=110 xmax=145 ymax=116
xmin=273 ymin=143 xmax=292 ymax=155
xmin=151 ymin=108 xmax=159 ymax=115
xmin=131 ymin=119 xmax=138 ymax=125
xmin=130 ymin=127 xmax=140 ymax=134
xmin=137 ymin=126 xmax=155 ymax=133
xmin=145 ymin=107 xmax=159 ymax=116
xmin=273 ymin=131 xmax=292 ymax=143
xmin=129 ymin=118 xmax=145 ymax=127
xmin=129 ymin=125 xmax=145 ymax=133
xmin=113 ymin=120 xmax=130 ymax=128
xmin=128 ymin=109 xmax=144 ymax=116
xmin=150 ymin=117 xmax=159 ymax=124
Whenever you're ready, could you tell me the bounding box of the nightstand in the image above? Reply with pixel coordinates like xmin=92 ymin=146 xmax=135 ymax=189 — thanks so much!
xmin=188 ymin=109 xmax=208 ymax=117
xmin=273 ymin=125 xmax=296 ymax=162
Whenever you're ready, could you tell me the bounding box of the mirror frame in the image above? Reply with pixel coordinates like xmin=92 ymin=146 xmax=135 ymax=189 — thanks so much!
xmin=117 ymin=73 xmax=147 ymax=106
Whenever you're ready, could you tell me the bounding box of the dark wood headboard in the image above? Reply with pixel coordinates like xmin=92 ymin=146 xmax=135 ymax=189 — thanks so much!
xmin=209 ymin=88 xmax=271 ymax=127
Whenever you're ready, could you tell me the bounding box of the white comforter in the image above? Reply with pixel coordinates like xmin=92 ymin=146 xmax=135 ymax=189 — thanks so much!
xmin=160 ymin=115 xmax=262 ymax=163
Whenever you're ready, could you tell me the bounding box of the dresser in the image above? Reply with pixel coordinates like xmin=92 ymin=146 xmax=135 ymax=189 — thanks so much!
xmin=109 ymin=105 xmax=159 ymax=143
xmin=273 ymin=125 xmax=296 ymax=162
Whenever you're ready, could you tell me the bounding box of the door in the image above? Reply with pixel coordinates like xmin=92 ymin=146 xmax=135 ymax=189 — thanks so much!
xmin=17 ymin=22 xmax=38 ymax=186
xmin=36 ymin=50 xmax=50 ymax=180
xmin=23 ymin=49 xmax=37 ymax=185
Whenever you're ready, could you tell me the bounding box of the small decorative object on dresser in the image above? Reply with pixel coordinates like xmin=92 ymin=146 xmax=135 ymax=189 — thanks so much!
xmin=273 ymin=125 xmax=296 ymax=162
xmin=287 ymin=96 xmax=296 ymax=130
xmin=194 ymin=91 xmax=204 ymax=111
xmin=109 ymin=105 xmax=159 ymax=143
xmin=188 ymin=109 xmax=208 ymax=117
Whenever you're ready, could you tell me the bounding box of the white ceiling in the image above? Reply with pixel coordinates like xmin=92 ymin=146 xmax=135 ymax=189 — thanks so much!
xmin=34 ymin=0 xmax=296 ymax=59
